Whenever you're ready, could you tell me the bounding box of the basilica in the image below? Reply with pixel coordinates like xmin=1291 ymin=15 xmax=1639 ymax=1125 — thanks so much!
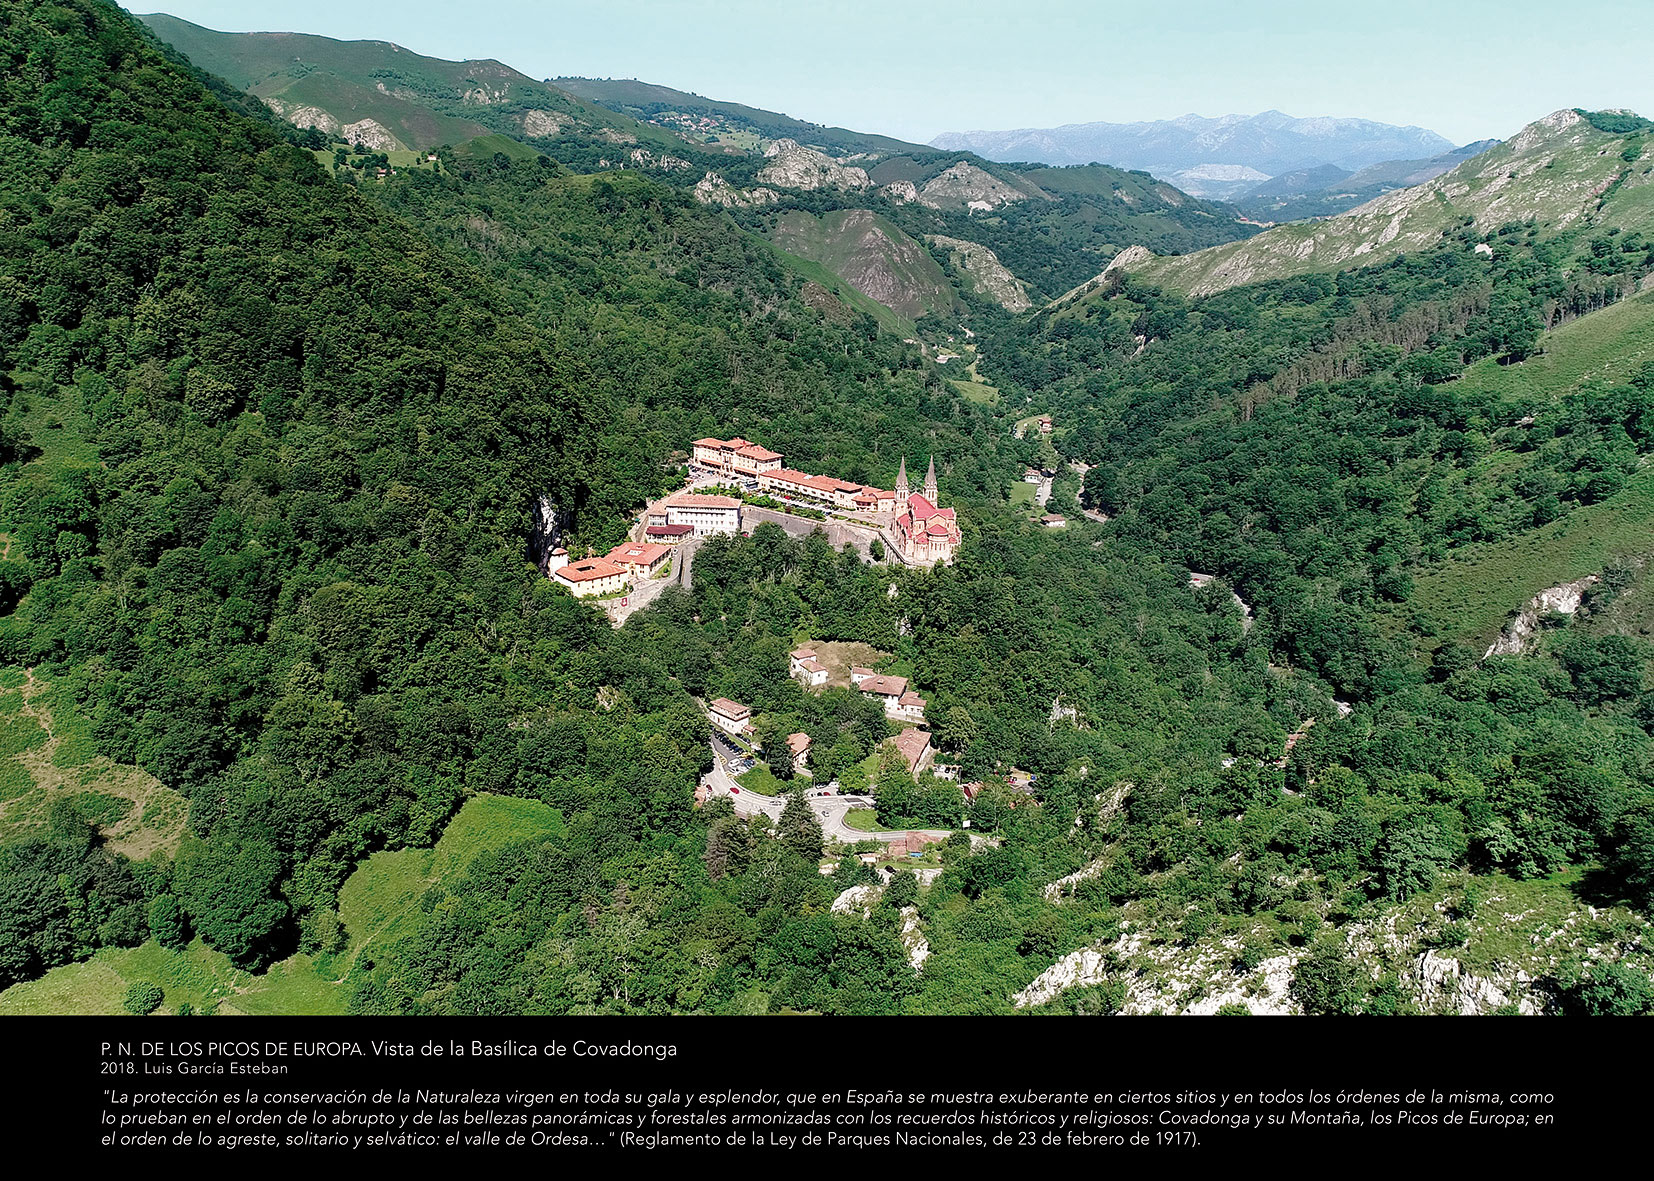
xmin=891 ymin=456 xmax=962 ymax=565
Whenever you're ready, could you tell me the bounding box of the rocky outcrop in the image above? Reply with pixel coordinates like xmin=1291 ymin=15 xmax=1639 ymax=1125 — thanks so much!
xmin=528 ymin=494 xmax=562 ymax=575
xmin=929 ymin=235 xmax=1031 ymax=312
xmin=757 ymin=139 xmax=871 ymax=192
xmin=918 ymin=162 xmax=1031 ymax=210
xmin=521 ymin=109 xmax=568 ymax=137
xmin=899 ymin=906 xmax=930 ymax=972
xmin=268 ymin=100 xmax=339 ymax=136
xmin=342 ymin=118 xmax=401 ymax=151
xmin=882 ymin=179 xmax=919 ymax=204
xmin=1413 ymin=951 xmax=1535 ymax=1015
xmin=831 ymin=883 xmax=882 ymax=916
xmin=628 ymin=148 xmax=691 ymax=171
xmin=693 ymin=171 xmax=779 ymax=208
xmin=1483 ymin=574 xmax=1599 ymax=658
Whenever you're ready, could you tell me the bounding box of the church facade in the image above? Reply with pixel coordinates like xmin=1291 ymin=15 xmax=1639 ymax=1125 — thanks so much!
xmin=891 ymin=456 xmax=963 ymax=565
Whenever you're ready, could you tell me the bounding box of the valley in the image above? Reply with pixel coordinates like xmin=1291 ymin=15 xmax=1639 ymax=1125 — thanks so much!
xmin=0 ymin=1 xmax=1650 ymax=1022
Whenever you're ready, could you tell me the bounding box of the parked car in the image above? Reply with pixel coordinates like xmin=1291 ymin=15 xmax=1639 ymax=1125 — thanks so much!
xmin=729 ymin=785 xmax=740 ymax=794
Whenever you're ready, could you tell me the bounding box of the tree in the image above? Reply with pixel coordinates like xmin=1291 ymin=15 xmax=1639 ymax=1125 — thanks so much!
xmin=147 ymin=894 xmax=188 ymax=950
xmin=884 ymin=871 xmax=919 ymax=909
xmin=1563 ymin=962 xmax=1654 ymax=1015
xmin=779 ymin=789 xmax=823 ymax=862
xmin=1290 ymin=943 xmax=1366 ymax=1015
xmin=123 ymin=982 xmax=164 ymax=1016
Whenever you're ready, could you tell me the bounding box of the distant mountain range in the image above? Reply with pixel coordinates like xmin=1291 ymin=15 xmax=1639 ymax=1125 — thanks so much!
xmin=1238 ymin=140 xmax=1501 ymax=221
xmin=932 ymin=111 xmax=1457 ymax=198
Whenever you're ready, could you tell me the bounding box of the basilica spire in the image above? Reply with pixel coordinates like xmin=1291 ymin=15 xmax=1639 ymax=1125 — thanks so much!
xmin=895 ymin=455 xmax=909 ymax=501
xmin=923 ymin=455 xmax=938 ymax=503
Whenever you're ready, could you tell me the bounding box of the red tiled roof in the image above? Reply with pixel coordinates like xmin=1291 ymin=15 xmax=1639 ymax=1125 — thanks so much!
xmin=709 ymin=697 xmax=749 ymax=719
xmin=888 ymin=728 xmax=931 ymax=773
xmin=790 ymin=646 xmax=817 ymax=659
xmin=557 ymin=558 xmax=626 ymax=583
xmin=787 ymin=732 xmax=811 ymax=755
xmin=898 ymin=690 xmax=926 ymax=707
xmin=667 ymin=493 xmax=740 ymax=509
xmin=607 ymin=542 xmax=670 ymax=566
xmin=736 ymin=445 xmax=782 ymax=461
xmin=799 ymin=658 xmax=826 ymax=674
xmin=646 ymin=524 xmax=694 ymax=537
xmin=860 ymin=674 xmax=908 ymax=697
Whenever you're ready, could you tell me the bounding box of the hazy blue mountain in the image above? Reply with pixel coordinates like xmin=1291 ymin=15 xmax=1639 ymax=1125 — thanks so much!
xmin=931 ymin=110 xmax=1456 ymax=188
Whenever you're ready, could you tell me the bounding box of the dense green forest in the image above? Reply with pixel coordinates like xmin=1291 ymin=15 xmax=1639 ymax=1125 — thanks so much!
xmin=1 ymin=1 xmax=1651 ymax=1015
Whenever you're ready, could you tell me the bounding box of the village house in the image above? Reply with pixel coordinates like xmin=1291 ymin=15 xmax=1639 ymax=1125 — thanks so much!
xmin=651 ymin=492 xmax=741 ymax=537
xmin=887 ymin=728 xmax=933 ymax=776
xmin=554 ymin=557 xmax=628 ymax=598
xmin=691 ymin=436 xmax=784 ymax=478
xmin=708 ymin=697 xmax=753 ymax=739
xmin=605 ymin=541 xmax=671 ymax=577
xmin=1041 ymin=513 xmax=1067 ymax=528
xmin=891 ymin=457 xmax=962 ymax=565
xmin=547 ymin=546 xmax=569 ymax=574
xmin=789 ymin=646 xmax=829 ymax=688
xmin=859 ymin=674 xmax=925 ymax=722
xmin=644 ymin=523 xmax=694 ymax=544
xmin=786 ymin=732 xmax=812 ymax=774
xmin=1038 ymin=415 xmax=1054 ymax=435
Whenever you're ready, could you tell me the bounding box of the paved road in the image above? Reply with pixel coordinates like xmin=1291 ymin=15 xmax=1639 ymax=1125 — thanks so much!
xmin=703 ymin=741 xmax=951 ymax=845
xmin=603 ymin=537 xmax=701 ymax=627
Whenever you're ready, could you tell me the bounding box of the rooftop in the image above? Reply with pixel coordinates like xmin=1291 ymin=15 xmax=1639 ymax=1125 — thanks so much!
xmin=666 ymin=493 xmax=740 ymax=509
xmin=607 ymin=542 xmax=671 ymax=565
xmin=709 ymin=697 xmax=750 ymax=719
xmin=860 ymin=674 xmax=908 ymax=697
xmin=556 ymin=558 xmax=626 ymax=583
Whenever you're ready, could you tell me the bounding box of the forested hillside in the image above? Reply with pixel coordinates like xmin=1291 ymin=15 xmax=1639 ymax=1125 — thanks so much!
xmin=2 ymin=2 xmax=1652 ymax=1017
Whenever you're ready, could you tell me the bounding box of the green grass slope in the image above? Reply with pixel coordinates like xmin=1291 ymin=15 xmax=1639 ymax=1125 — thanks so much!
xmin=137 ymin=12 xmax=669 ymax=151
xmin=553 ymin=76 xmax=936 ymax=158
xmin=0 ymin=793 xmax=563 ymax=1015
xmin=771 ymin=209 xmax=959 ymax=323
xmin=1401 ymin=294 xmax=1654 ymax=646
xmin=1129 ymin=109 xmax=1654 ymax=297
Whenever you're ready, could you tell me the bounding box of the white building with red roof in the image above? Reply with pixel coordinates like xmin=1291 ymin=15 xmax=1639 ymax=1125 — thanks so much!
xmin=605 ymin=541 xmax=672 ymax=576
xmin=708 ymin=697 xmax=753 ymax=738
xmin=789 ymin=646 xmax=829 ymax=688
xmin=652 ymin=492 xmax=741 ymax=537
xmin=692 ymin=437 xmax=784 ymax=477
xmin=891 ymin=456 xmax=962 ymax=565
xmin=786 ymin=731 xmax=812 ymax=773
xmin=553 ymin=557 xmax=629 ymax=598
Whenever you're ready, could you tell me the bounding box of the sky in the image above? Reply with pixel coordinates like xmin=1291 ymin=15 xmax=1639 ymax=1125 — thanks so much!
xmin=129 ymin=1 xmax=1653 ymax=146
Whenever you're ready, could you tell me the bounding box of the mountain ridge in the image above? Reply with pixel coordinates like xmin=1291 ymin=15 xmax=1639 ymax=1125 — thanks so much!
xmin=931 ymin=109 xmax=1457 ymax=188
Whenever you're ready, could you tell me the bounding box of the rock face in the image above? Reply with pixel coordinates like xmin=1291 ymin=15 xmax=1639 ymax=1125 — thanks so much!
xmin=899 ymin=906 xmax=930 ymax=972
xmin=693 ymin=171 xmax=779 ymax=208
xmin=918 ymin=161 xmax=1030 ymax=209
xmin=1413 ymin=951 xmax=1534 ymax=1015
xmin=831 ymin=883 xmax=882 ymax=917
xmin=757 ymin=139 xmax=871 ymax=192
xmin=930 ymin=235 xmax=1031 ymax=312
xmin=882 ymin=179 xmax=919 ymax=204
xmin=1484 ymin=574 xmax=1599 ymax=658
xmin=269 ymin=100 xmax=339 ymax=136
xmin=527 ymin=494 xmax=562 ymax=575
xmin=627 ymin=148 xmax=690 ymax=171
xmin=521 ymin=109 xmax=568 ymax=137
xmin=342 ymin=118 xmax=401 ymax=151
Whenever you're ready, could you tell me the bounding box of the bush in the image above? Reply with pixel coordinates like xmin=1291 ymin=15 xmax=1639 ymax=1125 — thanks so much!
xmin=123 ymin=982 xmax=164 ymax=1016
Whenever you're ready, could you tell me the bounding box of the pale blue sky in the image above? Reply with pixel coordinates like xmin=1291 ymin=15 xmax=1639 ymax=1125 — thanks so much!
xmin=131 ymin=1 xmax=1652 ymax=146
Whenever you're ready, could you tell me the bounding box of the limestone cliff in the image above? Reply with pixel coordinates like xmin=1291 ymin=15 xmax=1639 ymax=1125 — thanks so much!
xmin=757 ymin=138 xmax=871 ymax=192
xmin=930 ymin=235 xmax=1031 ymax=312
